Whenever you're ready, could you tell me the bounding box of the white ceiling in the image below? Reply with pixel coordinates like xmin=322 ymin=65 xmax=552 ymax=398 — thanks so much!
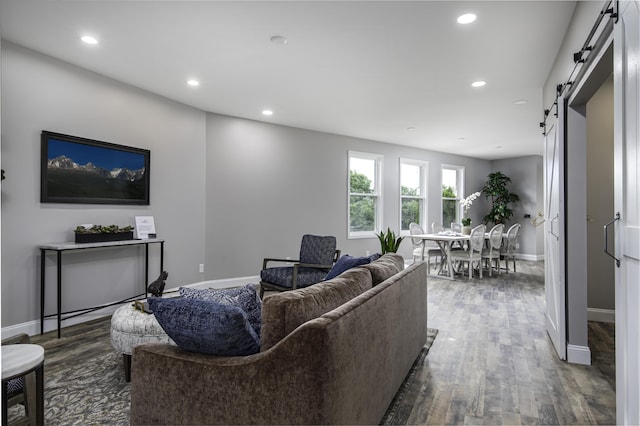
xmin=0 ymin=1 xmax=576 ymax=160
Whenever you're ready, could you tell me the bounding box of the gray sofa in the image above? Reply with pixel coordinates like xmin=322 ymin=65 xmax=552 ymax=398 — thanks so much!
xmin=130 ymin=253 xmax=428 ymax=425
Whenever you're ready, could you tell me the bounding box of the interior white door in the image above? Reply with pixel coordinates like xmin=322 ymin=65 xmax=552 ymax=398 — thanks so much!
xmin=544 ymin=106 xmax=567 ymax=360
xmin=614 ymin=2 xmax=640 ymax=423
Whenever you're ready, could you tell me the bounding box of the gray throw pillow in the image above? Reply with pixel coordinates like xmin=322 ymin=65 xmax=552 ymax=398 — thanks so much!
xmin=179 ymin=284 xmax=261 ymax=338
xmin=148 ymin=297 xmax=260 ymax=356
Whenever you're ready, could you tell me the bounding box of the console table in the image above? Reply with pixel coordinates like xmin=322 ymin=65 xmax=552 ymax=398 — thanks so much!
xmin=39 ymin=239 xmax=165 ymax=338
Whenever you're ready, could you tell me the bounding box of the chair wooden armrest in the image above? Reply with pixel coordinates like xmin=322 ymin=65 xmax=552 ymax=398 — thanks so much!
xmin=295 ymin=262 xmax=334 ymax=270
xmin=262 ymin=257 xmax=301 ymax=269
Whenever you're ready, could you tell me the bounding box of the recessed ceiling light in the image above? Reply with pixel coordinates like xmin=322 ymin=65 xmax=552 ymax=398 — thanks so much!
xmin=406 ymin=127 xmax=416 ymax=131
xmin=514 ymin=100 xmax=528 ymax=105
xmin=262 ymin=109 xmax=273 ymax=116
xmin=187 ymin=80 xmax=200 ymax=87
xmin=81 ymin=35 xmax=98 ymax=45
xmin=471 ymin=81 xmax=486 ymax=88
xmin=457 ymin=13 xmax=477 ymax=24
xmin=270 ymin=35 xmax=288 ymax=45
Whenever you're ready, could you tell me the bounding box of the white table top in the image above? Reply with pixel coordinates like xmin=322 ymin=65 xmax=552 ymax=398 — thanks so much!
xmin=412 ymin=232 xmax=507 ymax=241
xmin=2 ymin=344 xmax=45 ymax=379
xmin=412 ymin=233 xmax=470 ymax=241
xmin=39 ymin=238 xmax=165 ymax=251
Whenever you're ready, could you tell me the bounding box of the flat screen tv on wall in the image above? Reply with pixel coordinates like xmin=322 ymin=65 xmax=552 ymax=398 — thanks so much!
xmin=41 ymin=131 xmax=150 ymax=205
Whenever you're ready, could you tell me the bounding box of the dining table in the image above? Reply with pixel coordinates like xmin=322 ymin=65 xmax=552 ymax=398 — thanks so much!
xmin=413 ymin=231 xmax=509 ymax=279
xmin=412 ymin=232 xmax=470 ymax=280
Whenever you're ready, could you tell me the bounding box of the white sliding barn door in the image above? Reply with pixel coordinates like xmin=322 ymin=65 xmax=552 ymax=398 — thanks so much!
xmin=544 ymin=108 xmax=566 ymax=360
xmin=614 ymin=2 xmax=640 ymax=423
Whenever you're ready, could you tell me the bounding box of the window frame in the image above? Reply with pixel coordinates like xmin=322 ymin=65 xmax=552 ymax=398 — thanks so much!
xmin=399 ymin=158 xmax=428 ymax=236
xmin=441 ymin=164 xmax=465 ymax=227
xmin=348 ymin=151 xmax=383 ymax=239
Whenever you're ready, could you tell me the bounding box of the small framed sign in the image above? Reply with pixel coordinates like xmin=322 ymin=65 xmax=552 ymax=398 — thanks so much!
xmin=135 ymin=216 xmax=156 ymax=239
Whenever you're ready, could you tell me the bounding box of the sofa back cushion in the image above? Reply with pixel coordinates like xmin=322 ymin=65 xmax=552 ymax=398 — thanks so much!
xmin=360 ymin=253 xmax=404 ymax=285
xmin=260 ymin=267 xmax=372 ymax=351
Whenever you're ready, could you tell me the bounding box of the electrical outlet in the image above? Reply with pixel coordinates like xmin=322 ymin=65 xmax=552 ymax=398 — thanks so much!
xmin=516 ymin=243 xmax=520 ymax=249
xmin=199 ymin=264 xmax=204 ymax=273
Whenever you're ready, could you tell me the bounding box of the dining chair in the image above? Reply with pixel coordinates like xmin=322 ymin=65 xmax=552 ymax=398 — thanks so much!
xmin=409 ymin=222 xmax=441 ymax=273
xmin=482 ymin=223 xmax=504 ymax=276
xmin=449 ymin=222 xmax=465 ymax=250
xmin=432 ymin=223 xmax=446 ymax=234
xmin=500 ymin=223 xmax=521 ymax=273
xmin=449 ymin=224 xmax=486 ymax=279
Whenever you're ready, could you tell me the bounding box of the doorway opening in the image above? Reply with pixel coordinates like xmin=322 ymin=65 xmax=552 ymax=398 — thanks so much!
xmin=566 ymin=41 xmax=615 ymax=391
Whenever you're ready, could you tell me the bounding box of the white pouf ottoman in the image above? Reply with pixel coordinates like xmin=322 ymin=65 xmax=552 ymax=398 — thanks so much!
xmin=110 ymin=304 xmax=175 ymax=382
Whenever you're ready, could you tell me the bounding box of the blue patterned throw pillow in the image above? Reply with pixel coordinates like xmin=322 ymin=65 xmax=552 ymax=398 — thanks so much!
xmin=179 ymin=284 xmax=261 ymax=338
xmin=324 ymin=254 xmax=373 ymax=280
xmin=148 ymin=297 xmax=260 ymax=356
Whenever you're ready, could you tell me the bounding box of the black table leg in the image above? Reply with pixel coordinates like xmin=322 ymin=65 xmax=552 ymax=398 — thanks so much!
xmin=144 ymin=244 xmax=149 ymax=296
xmin=57 ymin=251 xmax=62 ymax=339
xmin=40 ymin=249 xmax=45 ymax=335
xmin=36 ymin=363 xmax=44 ymax=426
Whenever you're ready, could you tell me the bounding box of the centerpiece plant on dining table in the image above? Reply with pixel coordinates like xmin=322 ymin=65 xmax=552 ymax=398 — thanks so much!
xmin=459 ymin=192 xmax=481 ymax=234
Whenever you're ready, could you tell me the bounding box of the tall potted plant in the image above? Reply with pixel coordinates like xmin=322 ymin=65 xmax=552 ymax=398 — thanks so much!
xmin=481 ymin=171 xmax=520 ymax=225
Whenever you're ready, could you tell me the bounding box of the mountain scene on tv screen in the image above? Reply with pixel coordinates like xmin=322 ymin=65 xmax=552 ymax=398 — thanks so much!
xmin=47 ymin=155 xmax=145 ymax=199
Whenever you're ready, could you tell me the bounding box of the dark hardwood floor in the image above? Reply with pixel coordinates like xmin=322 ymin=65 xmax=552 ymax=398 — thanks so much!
xmin=406 ymin=259 xmax=616 ymax=425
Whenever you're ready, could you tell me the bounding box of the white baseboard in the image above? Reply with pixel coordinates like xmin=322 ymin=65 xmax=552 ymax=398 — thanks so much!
xmin=567 ymin=344 xmax=592 ymax=365
xmin=177 ymin=275 xmax=260 ymax=290
xmin=588 ymin=308 xmax=615 ymax=323
xmin=516 ymin=254 xmax=544 ymax=261
xmin=1 ymin=275 xmax=260 ymax=339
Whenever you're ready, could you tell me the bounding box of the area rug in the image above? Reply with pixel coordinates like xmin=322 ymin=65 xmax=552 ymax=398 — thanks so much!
xmin=8 ymin=350 xmax=130 ymax=425
xmin=9 ymin=328 xmax=437 ymax=425
xmin=380 ymin=327 xmax=438 ymax=425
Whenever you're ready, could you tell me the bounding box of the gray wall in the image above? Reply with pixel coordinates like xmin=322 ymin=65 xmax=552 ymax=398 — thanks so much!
xmin=1 ymin=41 xmax=542 ymax=332
xmin=204 ymin=113 xmax=493 ymax=277
xmin=491 ymin=156 xmax=544 ymax=259
xmin=1 ymin=43 xmax=207 ymax=330
xmin=543 ymin=2 xmax=600 ymax=109
xmin=586 ymin=75 xmax=614 ymax=311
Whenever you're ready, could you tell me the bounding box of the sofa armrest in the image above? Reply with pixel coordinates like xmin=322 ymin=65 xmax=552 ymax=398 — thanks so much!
xmin=130 ymin=323 xmax=332 ymax=425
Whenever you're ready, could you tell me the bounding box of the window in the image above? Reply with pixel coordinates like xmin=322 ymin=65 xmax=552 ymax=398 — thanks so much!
xmin=400 ymin=159 xmax=428 ymax=233
xmin=348 ymin=151 xmax=382 ymax=238
xmin=441 ymin=165 xmax=464 ymax=226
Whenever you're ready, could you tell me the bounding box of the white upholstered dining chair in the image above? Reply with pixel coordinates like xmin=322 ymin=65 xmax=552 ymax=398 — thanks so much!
xmin=482 ymin=223 xmax=504 ymax=276
xmin=449 ymin=224 xmax=486 ymax=279
xmin=500 ymin=223 xmax=521 ymax=273
xmin=409 ymin=222 xmax=441 ymax=273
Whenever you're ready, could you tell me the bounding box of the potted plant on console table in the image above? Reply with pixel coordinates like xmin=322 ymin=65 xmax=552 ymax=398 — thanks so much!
xmin=74 ymin=224 xmax=134 ymax=244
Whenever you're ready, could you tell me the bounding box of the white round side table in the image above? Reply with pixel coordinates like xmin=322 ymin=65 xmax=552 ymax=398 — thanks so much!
xmin=2 ymin=344 xmax=45 ymax=425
